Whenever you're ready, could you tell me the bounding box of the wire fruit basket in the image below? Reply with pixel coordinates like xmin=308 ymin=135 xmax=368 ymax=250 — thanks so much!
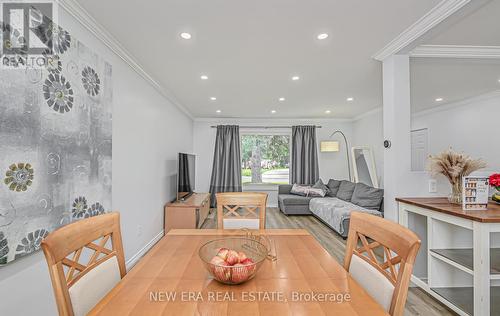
xmin=199 ymin=237 xmax=268 ymax=285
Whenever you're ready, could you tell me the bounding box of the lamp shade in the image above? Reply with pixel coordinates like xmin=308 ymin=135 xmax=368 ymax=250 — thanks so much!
xmin=320 ymin=141 xmax=339 ymax=152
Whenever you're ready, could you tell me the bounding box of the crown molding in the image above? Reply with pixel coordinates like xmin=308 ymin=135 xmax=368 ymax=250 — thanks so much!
xmin=193 ymin=117 xmax=354 ymax=123
xmin=412 ymin=90 xmax=500 ymax=118
xmin=410 ymin=45 xmax=500 ymax=59
xmin=349 ymin=91 xmax=500 ymax=122
xmin=56 ymin=0 xmax=193 ymax=119
xmin=372 ymin=0 xmax=471 ymax=61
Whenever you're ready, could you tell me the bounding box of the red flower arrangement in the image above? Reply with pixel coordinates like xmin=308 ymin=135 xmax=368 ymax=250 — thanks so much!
xmin=490 ymin=173 xmax=500 ymax=189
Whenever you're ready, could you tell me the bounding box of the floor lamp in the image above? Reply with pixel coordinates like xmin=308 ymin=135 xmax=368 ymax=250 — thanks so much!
xmin=320 ymin=130 xmax=352 ymax=181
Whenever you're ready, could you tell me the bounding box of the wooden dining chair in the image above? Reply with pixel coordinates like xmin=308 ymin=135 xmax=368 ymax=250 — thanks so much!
xmin=216 ymin=192 xmax=267 ymax=229
xmin=41 ymin=212 xmax=126 ymax=316
xmin=344 ymin=212 xmax=421 ymax=316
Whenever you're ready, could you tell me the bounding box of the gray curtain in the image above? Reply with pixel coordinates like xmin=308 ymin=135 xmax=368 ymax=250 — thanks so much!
xmin=291 ymin=125 xmax=319 ymax=185
xmin=209 ymin=125 xmax=242 ymax=207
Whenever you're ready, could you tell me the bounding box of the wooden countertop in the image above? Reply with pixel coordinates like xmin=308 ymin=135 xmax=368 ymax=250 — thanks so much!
xmin=396 ymin=197 xmax=500 ymax=223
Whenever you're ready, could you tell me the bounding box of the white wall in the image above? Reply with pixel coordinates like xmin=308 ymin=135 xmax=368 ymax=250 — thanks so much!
xmin=193 ymin=118 xmax=353 ymax=207
xmin=348 ymin=90 xmax=500 ymax=216
xmin=0 ymin=6 xmax=193 ymax=316
xmin=352 ymin=109 xmax=384 ymax=188
xmin=379 ymin=89 xmax=500 ymax=221
xmin=313 ymin=90 xmax=500 ymax=215
xmin=411 ymin=91 xmax=500 ymax=195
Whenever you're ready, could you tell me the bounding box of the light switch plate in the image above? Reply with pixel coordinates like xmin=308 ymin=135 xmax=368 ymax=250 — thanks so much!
xmin=429 ymin=179 xmax=437 ymax=193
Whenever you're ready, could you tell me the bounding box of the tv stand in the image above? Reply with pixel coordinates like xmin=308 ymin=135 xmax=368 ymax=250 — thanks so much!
xmin=164 ymin=193 xmax=210 ymax=232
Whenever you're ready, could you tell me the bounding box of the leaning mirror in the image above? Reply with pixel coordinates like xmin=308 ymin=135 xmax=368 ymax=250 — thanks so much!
xmin=351 ymin=146 xmax=379 ymax=188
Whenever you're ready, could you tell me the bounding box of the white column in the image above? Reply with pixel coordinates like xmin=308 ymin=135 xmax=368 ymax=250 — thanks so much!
xmin=382 ymin=55 xmax=412 ymax=222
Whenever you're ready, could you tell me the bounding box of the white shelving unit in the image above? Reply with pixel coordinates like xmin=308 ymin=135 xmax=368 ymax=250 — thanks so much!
xmin=398 ymin=198 xmax=500 ymax=316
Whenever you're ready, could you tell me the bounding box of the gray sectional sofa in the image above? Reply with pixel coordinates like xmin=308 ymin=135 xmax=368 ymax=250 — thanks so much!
xmin=278 ymin=179 xmax=384 ymax=238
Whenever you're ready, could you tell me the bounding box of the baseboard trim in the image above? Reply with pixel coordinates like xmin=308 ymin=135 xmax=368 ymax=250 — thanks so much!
xmin=125 ymin=230 xmax=164 ymax=271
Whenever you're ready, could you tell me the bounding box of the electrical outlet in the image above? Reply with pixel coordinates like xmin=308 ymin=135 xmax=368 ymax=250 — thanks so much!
xmin=137 ymin=225 xmax=143 ymax=237
xmin=429 ymin=179 xmax=437 ymax=193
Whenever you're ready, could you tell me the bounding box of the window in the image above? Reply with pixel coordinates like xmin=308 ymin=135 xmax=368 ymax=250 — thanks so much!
xmin=241 ymin=134 xmax=290 ymax=185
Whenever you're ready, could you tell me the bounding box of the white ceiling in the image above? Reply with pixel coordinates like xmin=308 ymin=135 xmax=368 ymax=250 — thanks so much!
xmin=75 ymin=0 xmax=441 ymax=119
xmin=411 ymin=58 xmax=500 ymax=112
xmin=426 ymin=0 xmax=500 ymax=46
xmin=411 ymin=0 xmax=500 ymax=112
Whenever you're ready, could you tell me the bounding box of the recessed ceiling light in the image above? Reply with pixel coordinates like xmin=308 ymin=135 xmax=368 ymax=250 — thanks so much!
xmin=210 ymin=97 xmax=217 ymax=101
xmin=200 ymin=75 xmax=208 ymax=80
xmin=435 ymin=98 xmax=443 ymax=102
xmin=292 ymin=76 xmax=300 ymax=81
xmin=180 ymin=32 xmax=192 ymax=40
xmin=216 ymin=110 xmax=221 ymax=113
xmin=271 ymin=110 xmax=277 ymax=114
xmin=346 ymin=97 xmax=354 ymax=102
xmin=317 ymin=33 xmax=329 ymax=40
xmin=325 ymin=110 xmax=331 ymax=114
xmin=279 ymin=97 xmax=285 ymax=102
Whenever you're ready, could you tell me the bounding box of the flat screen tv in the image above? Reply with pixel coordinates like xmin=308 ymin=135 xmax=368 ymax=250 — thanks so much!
xmin=177 ymin=153 xmax=196 ymax=201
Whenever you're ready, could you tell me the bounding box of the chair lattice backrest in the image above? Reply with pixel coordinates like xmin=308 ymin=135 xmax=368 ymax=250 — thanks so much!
xmin=42 ymin=212 xmax=126 ymax=316
xmin=216 ymin=192 xmax=268 ymax=229
xmin=344 ymin=212 xmax=420 ymax=316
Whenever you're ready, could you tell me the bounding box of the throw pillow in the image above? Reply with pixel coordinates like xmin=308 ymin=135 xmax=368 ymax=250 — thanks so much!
xmin=308 ymin=188 xmax=326 ymax=197
xmin=308 ymin=188 xmax=327 ymax=197
xmin=326 ymin=179 xmax=341 ymax=197
xmin=312 ymin=179 xmax=330 ymax=196
xmin=290 ymin=184 xmax=311 ymax=196
xmin=351 ymin=183 xmax=384 ymax=210
xmin=336 ymin=180 xmax=356 ymax=201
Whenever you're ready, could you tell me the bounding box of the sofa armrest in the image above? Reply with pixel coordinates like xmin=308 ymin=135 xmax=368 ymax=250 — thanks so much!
xmin=278 ymin=184 xmax=293 ymax=195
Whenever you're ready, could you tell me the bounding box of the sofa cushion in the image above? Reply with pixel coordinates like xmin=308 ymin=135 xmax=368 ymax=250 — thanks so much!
xmin=336 ymin=180 xmax=356 ymax=201
xmin=309 ymin=197 xmax=382 ymax=236
xmin=290 ymin=184 xmax=311 ymax=196
xmin=351 ymin=183 xmax=384 ymax=210
xmin=326 ymin=179 xmax=341 ymax=197
xmin=278 ymin=194 xmax=313 ymax=206
xmin=310 ymin=180 xmax=329 ymax=197
xmin=278 ymin=184 xmax=294 ymax=195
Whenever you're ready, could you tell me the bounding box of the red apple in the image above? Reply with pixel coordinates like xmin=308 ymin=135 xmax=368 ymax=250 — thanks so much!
xmin=210 ymin=255 xmax=225 ymax=266
xmin=216 ymin=248 xmax=229 ymax=260
xmin=240 ymin=258 xmax=256 ymax=275
xmin=226 ymin=250 xmax=239 ymax=265
xmin=210 ymin=256 xmax=231 ymax=282
xmin=237 ymin=251 xmax=247 ymax=263
xmin=231 ymin=263 xmax=249 ymax=283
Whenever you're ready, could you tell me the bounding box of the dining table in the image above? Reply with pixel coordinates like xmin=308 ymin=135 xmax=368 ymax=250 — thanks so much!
xmin=88 ymin=229 xmax=388 ymax=315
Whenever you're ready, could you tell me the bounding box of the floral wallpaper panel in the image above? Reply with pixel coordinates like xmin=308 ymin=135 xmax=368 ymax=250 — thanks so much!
xmin=0 ymin=16 xmax=112 ymax=266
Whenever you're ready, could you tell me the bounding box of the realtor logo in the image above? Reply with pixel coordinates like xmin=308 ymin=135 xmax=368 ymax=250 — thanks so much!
xmin=1 ymin=0 xmax=58 ymax=68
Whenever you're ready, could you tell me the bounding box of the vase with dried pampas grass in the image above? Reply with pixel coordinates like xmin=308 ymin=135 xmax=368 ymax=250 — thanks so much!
xmin=427 ymin=148 xmax=487 ymax=204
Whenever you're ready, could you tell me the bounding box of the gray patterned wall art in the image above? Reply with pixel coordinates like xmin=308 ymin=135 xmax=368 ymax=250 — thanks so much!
xmin=0 ymin=19 xmax=112 ymax=266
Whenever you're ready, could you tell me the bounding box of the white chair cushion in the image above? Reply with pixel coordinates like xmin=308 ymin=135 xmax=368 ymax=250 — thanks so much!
xmin=223 ymin=218 xmax=260 ymax=229
xmin=68 ymin=255 xmax=121 ymax=316
xmin=349 ymin=254 xmax=395 ymax=312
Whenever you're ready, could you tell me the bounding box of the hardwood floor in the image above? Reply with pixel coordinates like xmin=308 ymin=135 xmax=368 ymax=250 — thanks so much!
xmin=202 ymin=207 xmax=456 ymax=316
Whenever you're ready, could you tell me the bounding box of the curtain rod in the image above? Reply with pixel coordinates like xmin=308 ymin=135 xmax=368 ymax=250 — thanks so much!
xmin=210 ymin=125 xmax=322 ymax=129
